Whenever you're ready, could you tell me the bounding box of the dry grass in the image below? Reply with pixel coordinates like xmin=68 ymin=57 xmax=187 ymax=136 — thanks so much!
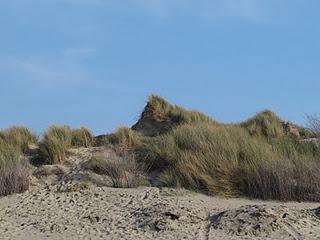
xmin=0 ymin=138 xmax=29 ymax=196
xmin=106 ymin=127 xmax=143 ymax=156
xmin=38 ymin=125 xmax=72 ymax=164
xmin=0 ymin=164 xmax=29 ymax=197
xmin=86 ymin=153 xmax=146 ymax=188
xmin=128 ymin=96 xmax=320 ymax=201
xmin=241 ymin=110 xmax=287 ymax=138
xmin=71 ymin=127 xmax=94 ymax=148
xmin=38 ymin=126 xmax=96 ymax=164
xmin=138 ymin=124 xmax=271 ymax=196
xmin=136 ymin=122 xmax=320 ymax=201
xmin=0 ymin=126 xmax=37 ymax=153
xmin=237 ymin=158 xmax=320 ymax=201
xmin=109 ymin=127 xmax=142 ymax=148
xmin=241 ymin=110 xmax=313 ymax=139
xmin=148 ymin=95 xmax=216 ymax=125
xmin=1 ymin=95 xmax=318 ymax=201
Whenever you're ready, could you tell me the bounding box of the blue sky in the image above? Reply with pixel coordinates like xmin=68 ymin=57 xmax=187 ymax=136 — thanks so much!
xmin=0 ymin=0 xmax=319 ymax=135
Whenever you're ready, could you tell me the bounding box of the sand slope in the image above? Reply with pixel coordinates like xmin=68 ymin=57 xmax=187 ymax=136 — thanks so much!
xmin=0 ymin=186 xmax=319 ymax=240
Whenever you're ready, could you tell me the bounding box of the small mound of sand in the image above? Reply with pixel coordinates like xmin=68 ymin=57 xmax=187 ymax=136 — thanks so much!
xmin=211 ymin=205 xmax=320 ymax=239
xmin=131 ymin=201 xmax=205 ymax=232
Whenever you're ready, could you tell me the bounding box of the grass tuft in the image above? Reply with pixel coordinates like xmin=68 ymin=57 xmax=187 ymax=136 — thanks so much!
xmin=148 ymin=95 xmax=215 ymax=124
xmin=38 ymin=125 xmax=72 ymax=164
xmin=0 ymin=138 xmax=29 ymax=196
xmin=1 ymin=126 xmax=37 ymax=153
xmin=107 ymin=127 xmax=142 ymax=155
xmin=241 ymin=110 xmax=286 ymax=138
xmin=86 ymin=153 xmax=146 ymax=188
xmin=133 ymin=95 xmax=218 ymax=136
xmin=37 ymin=126 xmax=96 ymax=164
xmin=71 ymin=127 xmax=94 ymax=148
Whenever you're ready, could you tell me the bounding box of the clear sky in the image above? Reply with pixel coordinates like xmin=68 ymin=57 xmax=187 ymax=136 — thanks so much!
xmin=0 ymin=0 xmax=319 ymax=135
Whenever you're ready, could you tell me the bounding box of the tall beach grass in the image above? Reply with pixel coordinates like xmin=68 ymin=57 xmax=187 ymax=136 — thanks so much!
xmin=0 ymin=137 xmax=29 ymax=196
xmin=38 ymin=125 xmax=94 ymax=164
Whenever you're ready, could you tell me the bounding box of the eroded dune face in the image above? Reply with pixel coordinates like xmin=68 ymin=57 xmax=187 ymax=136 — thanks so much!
xmin=131 ymin=101 xmax=178 ymax=136
xmin=0 ymin=147 xmax=319 ymax=240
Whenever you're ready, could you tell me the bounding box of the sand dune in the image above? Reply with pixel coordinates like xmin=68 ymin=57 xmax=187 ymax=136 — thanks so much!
xmin=0 ymin=148 xmax=319 ymax=240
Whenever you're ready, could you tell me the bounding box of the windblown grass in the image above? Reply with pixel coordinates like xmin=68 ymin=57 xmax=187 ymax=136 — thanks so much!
xmin=241 ymin=110 xmax=287 ymax=138
xmin=136 ymin=122 xmax=320 ymax=201
xmin=38 ymin=125 xmax=96 ymax=164
xmin=38 ymin=125 xmax=72 ymax=164
xmin=107 ymin=127 xmax=143 ymax=155
xmin=127 ymin=96 xmax=320 ymax=201
xmin=137 ymin=123 xmax=273 ymax=196
xmin=133 ymin=95 xmax=218 ymax=136
xmin=0 ymin=126 xmax=37 ymax=153
xmin=148 ymin=95 xmax=215 ymax=124
xmin=71 ymin=127 xmax=94 ymax=148
xmin=1 ymin=95 xmax=318 ymax=202
xmin=241 ymin=110 xmax=313 ymax=139
xmin=237 ymin=157 xmax=320 ymax=201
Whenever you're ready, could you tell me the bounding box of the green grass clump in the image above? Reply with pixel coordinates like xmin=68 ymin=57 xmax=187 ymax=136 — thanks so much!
xmin=240 ymin=110 xmax=312 ymax=139
xmin=0 ymin=126 xmax=37 ymax=153
xmin=237 ymin=156 xmax=320 ymax=201
xmin=38 ymin=125 xmax=72 ymax=164
xmin=138 ymin=123 xmax=274 ymax=196
xmin=0 ymin=132 xmax=5 ymax=141
xmin=108 ymin=127 xmax=142 ymax=152
xmin=270 ymin=137 xmax=319 ymax=159
xmin=148 ymin=95 xmax=215 ymax=125
xmin=71 ymin=127 xmax=94 ymax=148
xmin=0 ymin=138 xmax=29 ymax=196
xmin=133 ymin=95 xmax=219 ymax=136
xmin=0 ymin=138 xmax=22 ymax=170
xmin=38 ymin=125 xmax=96 ymax=164
xmin=0 ymin=126 xmax=34 ymax=196
xmin=241 ymin=110 xmax=286 ymax=138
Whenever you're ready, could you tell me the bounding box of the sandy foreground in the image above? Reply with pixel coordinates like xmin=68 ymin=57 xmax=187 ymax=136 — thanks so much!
xmin=0 ymin=148 xmax=319 ymax=240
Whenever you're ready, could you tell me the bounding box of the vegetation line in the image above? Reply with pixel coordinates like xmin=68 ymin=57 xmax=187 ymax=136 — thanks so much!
xmin=0 ymin=95 xmax=319 ymax=202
